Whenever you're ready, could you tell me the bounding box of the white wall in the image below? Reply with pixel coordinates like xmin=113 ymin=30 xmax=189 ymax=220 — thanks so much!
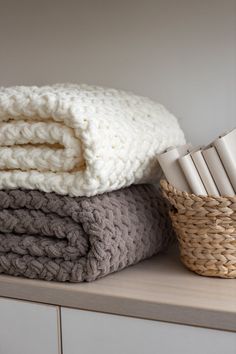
xmin=0 ymin=0 xmax=235 ymax=144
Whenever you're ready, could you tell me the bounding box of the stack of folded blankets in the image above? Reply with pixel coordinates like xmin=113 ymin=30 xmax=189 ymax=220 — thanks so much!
xmin=0 ymin=84 xmax=185 ymax=282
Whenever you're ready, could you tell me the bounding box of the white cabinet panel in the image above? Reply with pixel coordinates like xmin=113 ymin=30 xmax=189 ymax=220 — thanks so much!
xmin=0 ymin=298 xmax=60 ymax=354
xmin=61 ymin=308 xmax=236 ymax=354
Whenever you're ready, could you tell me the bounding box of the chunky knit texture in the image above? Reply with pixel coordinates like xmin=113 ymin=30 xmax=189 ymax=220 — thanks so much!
xmin=0 ymin=185 xmax=173 ymax=282
xmin=0 ymin=84 xmax=185 ymax=196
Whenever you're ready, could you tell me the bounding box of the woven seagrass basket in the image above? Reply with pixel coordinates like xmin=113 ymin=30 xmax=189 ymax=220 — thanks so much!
xmin=160 ymin=179 xmax=236 ymax=278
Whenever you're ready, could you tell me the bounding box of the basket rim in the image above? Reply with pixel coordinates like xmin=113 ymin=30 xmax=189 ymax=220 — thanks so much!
xmin=160 ymin=179 xmax=236 ymax=202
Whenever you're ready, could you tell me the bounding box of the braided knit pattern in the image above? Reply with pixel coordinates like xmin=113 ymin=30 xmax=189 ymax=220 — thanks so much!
xmin=0 ymin=84 xmax=185 ymax=196
xmin=0 ymin=184 xmax=173 ymax=282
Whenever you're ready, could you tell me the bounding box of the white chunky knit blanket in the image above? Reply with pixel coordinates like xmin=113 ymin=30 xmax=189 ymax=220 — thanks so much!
xmin=0 ymin=84 xmax=185 ymax=196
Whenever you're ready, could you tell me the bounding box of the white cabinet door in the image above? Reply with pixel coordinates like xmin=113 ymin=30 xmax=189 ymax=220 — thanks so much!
xmin=61 ymin=308 xmax=236 ymax=354
xmin=0 ymin=298 xmax=60 ymax=354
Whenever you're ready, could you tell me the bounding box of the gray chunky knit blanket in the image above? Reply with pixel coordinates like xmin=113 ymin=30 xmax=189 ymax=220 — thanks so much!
xmin=0 ymin=185 xmax=172 ymax=282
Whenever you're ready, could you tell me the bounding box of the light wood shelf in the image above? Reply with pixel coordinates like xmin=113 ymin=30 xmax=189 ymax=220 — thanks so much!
xmin=0 ymin=247 xmax=235 ymax=332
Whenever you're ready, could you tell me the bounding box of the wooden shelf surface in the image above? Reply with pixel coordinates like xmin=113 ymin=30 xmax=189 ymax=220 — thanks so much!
xmin=0 ymin=247 xmax=236 ymax=332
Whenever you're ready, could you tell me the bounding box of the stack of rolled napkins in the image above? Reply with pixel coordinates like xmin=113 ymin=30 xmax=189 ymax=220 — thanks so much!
xmin=0 ymin=84 xmax=185 ymax=282
xmin=157 ymin=129 xmax=236 ymax=197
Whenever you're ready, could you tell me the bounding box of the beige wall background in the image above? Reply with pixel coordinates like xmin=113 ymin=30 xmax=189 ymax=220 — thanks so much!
xmin=0 ymin=0 xmax=235 ymax=144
